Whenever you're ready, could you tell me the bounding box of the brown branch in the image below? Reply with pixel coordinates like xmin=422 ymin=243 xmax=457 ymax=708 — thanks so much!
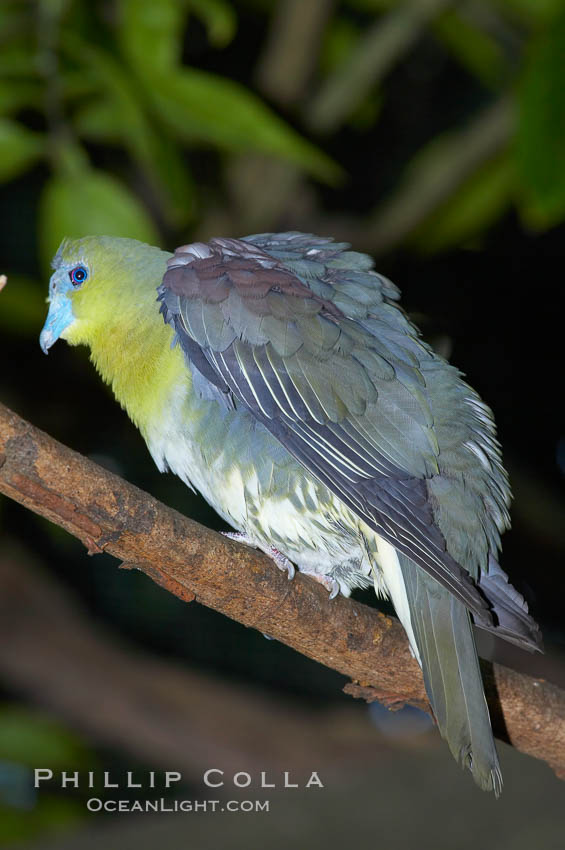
xmin=1 ymin=401 xmax=564 ymax=778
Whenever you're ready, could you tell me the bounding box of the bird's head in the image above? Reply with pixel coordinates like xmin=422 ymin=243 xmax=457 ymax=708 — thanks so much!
xmin=40 ymin=235 xmax=170 ymax=354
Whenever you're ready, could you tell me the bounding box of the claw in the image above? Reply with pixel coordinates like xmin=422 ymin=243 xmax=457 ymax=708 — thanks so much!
xmin=328 ymin=579 xmax=340 ymax=600
xmin=268 ymin=548 xmax=295 ymax=580
xmin=301 ymin=570 xmax=340 ymax=599
xmin=222 ymin=532 xmax=295 ymax=580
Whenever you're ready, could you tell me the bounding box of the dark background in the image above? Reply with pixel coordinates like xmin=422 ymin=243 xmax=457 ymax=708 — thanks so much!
xmin=1 ymin=0 xmax=564 ymax=846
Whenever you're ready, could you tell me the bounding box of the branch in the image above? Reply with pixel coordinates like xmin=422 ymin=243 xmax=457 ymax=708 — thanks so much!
xmin=1 ymin=401 xmax=564 ymax=778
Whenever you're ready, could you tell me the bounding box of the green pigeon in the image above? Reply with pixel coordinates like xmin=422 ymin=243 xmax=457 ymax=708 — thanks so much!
xmin=40 ymin=232 xmax=542 ymax=794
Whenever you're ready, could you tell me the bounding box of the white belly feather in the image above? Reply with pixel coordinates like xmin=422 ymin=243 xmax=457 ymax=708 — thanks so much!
xmin=146 ymin=386 xmax=422 ymax=667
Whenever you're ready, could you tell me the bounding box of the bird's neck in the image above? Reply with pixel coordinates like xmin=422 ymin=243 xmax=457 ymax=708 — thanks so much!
xmin=91 ymin=313 xmax=188 ymax=437
xmin=68 ymin=273 xmax=189 ymax=439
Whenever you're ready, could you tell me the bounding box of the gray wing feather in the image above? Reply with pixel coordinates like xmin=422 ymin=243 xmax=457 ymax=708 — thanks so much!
xmin=158 ymin=233 xmax=498 ymax=623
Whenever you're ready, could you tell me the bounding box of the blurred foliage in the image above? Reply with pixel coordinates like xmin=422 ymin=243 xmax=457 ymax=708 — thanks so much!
xmin=0 ymin=705 xmax=92 ymax=772
xmin=0 ymin=706 xmax=93 ymax=843
xmin=411 ymin=152 xmax=514 ymax=253
xmin=39 ymin=164 xmax=160 ymax=266
xmin=0 ymin=0 xmax=338 ymax=277
xmin=0 ymin=0 xmax=564 ymax=334
xmin=516 ymin=4 xmax=565 ymax=227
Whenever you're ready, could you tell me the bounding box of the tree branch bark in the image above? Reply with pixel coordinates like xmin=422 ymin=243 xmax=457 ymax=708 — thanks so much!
xmin=1 ymin=401 xmax=564 ymax=779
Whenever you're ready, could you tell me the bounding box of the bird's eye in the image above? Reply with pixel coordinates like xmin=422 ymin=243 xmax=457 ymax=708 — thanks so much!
xmin=69 ymin=265 xmax=88 ymax=286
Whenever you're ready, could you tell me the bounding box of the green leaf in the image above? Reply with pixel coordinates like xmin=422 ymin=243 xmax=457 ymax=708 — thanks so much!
xmin=320 ymin=18 xmax=362 ymax=76
xmin=61 ymin=69 xmax=100 ymax=101
xmin=149 ymin=69 xmax=341 ymax=183
xmin=66 ymin=41 xmax=195 ymax=226
xmin=434 ymin=10 xmax=506 ymax=88
xmin=116 ymin=2 xmax=338 ymax=181
xmin=73 ymin=97 xmax=123 ymax=142
xmin=516 ymin=8 xmax=565 ymax=228
xmin=118 ymin=0 xmax=185 ymax=74
xmin=411 ymin=154 xmax=513 ymax=252
xmin=188 ymin=0 xmax=237 ymax=48
xmin=119 ymin=0 xmax=236 ymax=62
xmin=145 ymin=130 xmax=196 ymax=225
xmin=63 ymin=41 xmax=155 ymax=160
xmin=75 ymin=97 xmax=196 ymax=226
xmin=39 ymin=166 xmax=159 ymax=269
xmin=0 ymin=119 xmax=43 ymax=183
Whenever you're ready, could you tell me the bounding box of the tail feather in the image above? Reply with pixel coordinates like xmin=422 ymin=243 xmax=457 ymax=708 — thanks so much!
xmin=398 ymin=553 xmax=502 ymax=795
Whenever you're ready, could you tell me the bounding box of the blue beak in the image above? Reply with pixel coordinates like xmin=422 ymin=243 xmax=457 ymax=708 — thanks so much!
xmin=40 ymin=279 xmax=75 ymax=354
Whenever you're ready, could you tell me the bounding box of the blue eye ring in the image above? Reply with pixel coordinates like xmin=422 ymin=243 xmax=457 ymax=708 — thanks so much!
xmin=69 ymin=265 xmax=88 ymax=286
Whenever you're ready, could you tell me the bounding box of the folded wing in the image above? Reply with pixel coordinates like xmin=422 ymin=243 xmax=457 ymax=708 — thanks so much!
xmin=158 ymin=233 xmax=493 ymax=624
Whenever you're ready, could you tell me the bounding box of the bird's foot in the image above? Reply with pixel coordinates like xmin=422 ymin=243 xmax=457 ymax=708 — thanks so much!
xmin=300 ymin=570 xmax=341 ymax=600
xmin=222 ymin=532 xmax=295 ymax=580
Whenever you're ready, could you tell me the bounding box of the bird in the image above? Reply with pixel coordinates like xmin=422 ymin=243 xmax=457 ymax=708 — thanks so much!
xmin=40 ymin=231 xmax=541 ymax=794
